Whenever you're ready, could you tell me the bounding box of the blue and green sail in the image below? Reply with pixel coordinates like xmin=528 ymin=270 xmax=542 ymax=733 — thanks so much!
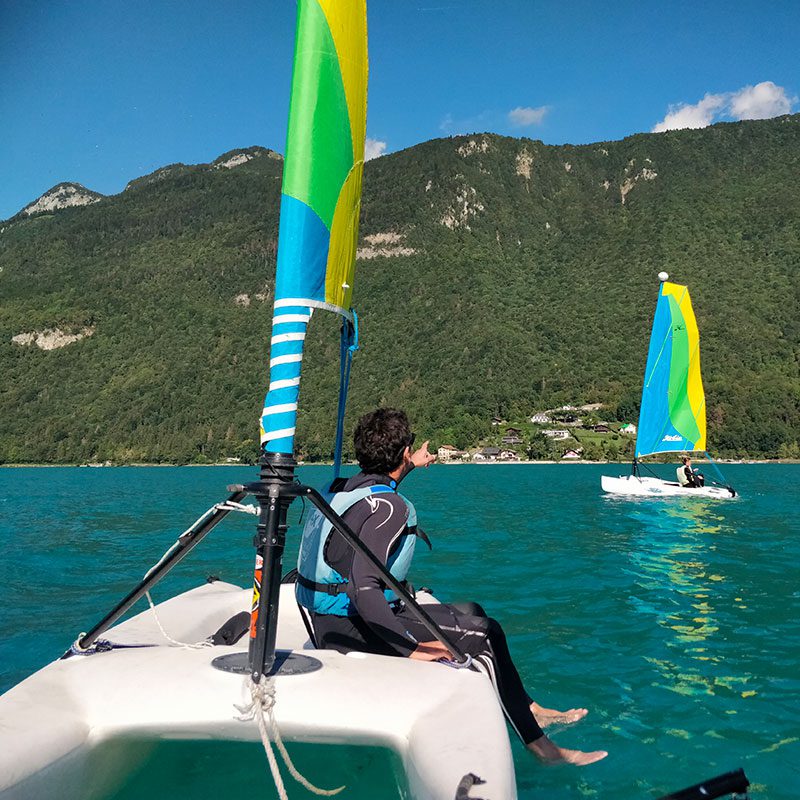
xmin=635 ymin=281 xmax=707 ymax=458
xmin=260 ymin=0 xmax=368 ymax=455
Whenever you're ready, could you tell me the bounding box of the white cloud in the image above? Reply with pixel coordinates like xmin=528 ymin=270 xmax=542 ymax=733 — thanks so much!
xmin=652 ymin=93 xmax=727 ymax=132
xmin=508 ymin=105 xmax=549 ymax=128
xmin=439 ymin=113 xmax=454 ymax=133
xmin=729 ymin=81 xmax=794 ymax=120
xmin=653 ymin=81 xmax=796 ymax=132
xmin=439 ymin=110 xmax=495 ymax=136
xmin=364 ymin=138 xmax=387 ymax=161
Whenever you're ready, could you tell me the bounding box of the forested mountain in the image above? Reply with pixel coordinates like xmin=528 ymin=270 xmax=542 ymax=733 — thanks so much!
xmin=1 ymin=119 xmax=798 ymax=464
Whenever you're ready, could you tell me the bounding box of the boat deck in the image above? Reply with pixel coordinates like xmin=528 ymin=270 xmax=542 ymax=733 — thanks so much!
xmin=0 ymin=582 xmax=516 ymax=800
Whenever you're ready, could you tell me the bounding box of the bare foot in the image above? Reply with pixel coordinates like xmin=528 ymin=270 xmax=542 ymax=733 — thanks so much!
xmin=527 ymin=735 xmax=608 ymax=766
xmin=530 ymin=701 xmax=589 ymax=727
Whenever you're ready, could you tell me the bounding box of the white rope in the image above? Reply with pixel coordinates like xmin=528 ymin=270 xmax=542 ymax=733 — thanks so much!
xmin=144 ymin=591 xmax=214 ymax=649
xmin=214 ymin=500 xmax=260 ymax=516
xmin=235 ymin=677 xmax=345 ymax=798
xmin=140 ymin=498 xmax=259 ymax=648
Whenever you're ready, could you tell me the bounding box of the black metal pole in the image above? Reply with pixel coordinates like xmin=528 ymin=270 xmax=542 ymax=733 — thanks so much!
xmin=247 ymin=452 xmax=297 ymax=682
xmin=656 ymin=768 xmax=749 ymax=800
xmin=66 ymin=489 xmax=247 ymax=656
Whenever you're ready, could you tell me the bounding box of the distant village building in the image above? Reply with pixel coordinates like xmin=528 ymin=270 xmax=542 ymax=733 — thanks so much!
xmin=552 ymin=410 xmax=580 ymax=424
xmin=501 ymin=427 xmax=523 ymax=445
xmin=476 ymin=446 xmax=501 ymax=461
xmin=593 ymin=423 xmax=611 ymax=433
xmin=620 ymin=423 xmax=637 ymax=435
xmin=499 ymin=449 xmax=520 ymax=461
xmin=491 ymin=416 xmax=506 ymax=427
xmin=530 ymin=412 xmax=551 ymax=424
xmin=562 ymin=448 xmax=582 ymax=460
xmin=437 ymin=444 xmax=460 ymax=461
xmin=559 ymin=405 xmax=577 ymax=411
xmin=579 ymin=403 xmax=604 ymax=412
xmin=542 ymin=429 xmax=570 ymax=440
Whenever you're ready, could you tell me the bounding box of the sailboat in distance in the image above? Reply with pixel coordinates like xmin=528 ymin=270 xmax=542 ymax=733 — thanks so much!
xmin=601 ymin=273 xmax=736 ymax=498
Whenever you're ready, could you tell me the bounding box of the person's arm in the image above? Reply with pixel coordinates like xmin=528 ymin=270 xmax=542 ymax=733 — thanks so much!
xmin=411 ymin=440 xmax=436 ymax=469
xmin=347 ymin=495 xmax=419 ymax=656
xmin=396 ymin=440 xmax=437 ymax=484
xmin=408 ymin=640 xmax=453 ymax=661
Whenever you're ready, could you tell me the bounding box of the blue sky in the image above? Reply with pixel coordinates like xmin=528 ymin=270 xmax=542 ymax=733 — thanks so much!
xmin=1 ymin=0 xmax=798 ymax=219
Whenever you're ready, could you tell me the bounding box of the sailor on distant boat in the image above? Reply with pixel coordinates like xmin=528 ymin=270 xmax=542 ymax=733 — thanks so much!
xmin=676 ymin=456 xmax=705 ymax=488
xmin=297 ymin=407 xmax=608 ymax=766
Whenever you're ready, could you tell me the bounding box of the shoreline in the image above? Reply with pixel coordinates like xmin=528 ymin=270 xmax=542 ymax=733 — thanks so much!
xmin=1 ymin=459 xmax=797 ymax=468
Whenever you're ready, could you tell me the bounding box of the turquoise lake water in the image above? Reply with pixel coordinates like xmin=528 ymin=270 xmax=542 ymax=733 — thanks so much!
xmin=1 ymin=463 xmax=798 ymax=798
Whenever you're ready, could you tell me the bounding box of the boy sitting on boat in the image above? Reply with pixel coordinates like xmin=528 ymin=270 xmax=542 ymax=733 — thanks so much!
xmin=677 ymin=456 xmax=705 ymax=488
xmin=296 ymin=407 xmax=607 ymax=766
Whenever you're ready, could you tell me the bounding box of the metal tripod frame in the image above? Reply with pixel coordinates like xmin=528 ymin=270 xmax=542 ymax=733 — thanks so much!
xmin=66 ymin=453 xmax=468 ymax=678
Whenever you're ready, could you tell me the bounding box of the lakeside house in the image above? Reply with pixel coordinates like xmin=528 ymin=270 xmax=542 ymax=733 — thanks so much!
xmin=501 ymin=427 xmax=523 ymax=445
xmin=438 ymin=444 xmax=467 ymax=461
xmin=542 ymin=429 xmax=570 ymax=440
xmin=499 ymin=449 xmax=520 ymax=461
xmin=474 ymin=446 xmax=501 ymax=461
xmin=562 ymin=448 xmax=582 ymax=460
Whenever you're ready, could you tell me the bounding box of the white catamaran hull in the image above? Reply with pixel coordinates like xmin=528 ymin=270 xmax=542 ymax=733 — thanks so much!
xmin=0 ymin=582 xmax=516 ymax=800
xmin=601 ymin=474 xmax=734 ymax=499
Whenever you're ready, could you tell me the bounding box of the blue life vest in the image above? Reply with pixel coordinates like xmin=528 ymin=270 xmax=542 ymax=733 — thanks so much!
xmin=296 ymin=483 xmax=418 ymax=617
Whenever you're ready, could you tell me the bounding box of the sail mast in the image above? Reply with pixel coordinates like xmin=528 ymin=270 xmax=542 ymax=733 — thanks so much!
xmin=260 ymin=0 xmax=368 ymax=457
xmin=244 ymin=0 xmax=368 ymax=682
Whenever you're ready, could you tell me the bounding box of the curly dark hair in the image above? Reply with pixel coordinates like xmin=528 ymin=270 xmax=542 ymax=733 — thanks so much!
xmin=354 ymin=408 xmax=413 ymax=474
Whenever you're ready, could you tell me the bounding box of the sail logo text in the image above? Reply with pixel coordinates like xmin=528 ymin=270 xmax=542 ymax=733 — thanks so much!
xmin=662 ymin=435 xmax=683 ymax=442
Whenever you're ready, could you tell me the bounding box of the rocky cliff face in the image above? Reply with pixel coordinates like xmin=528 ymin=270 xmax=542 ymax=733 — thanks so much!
xmin=22 ymin=183 xmax=104 ymax=217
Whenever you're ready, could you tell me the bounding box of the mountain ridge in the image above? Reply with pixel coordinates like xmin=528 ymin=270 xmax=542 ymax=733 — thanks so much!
xmin=0 ymin=116 xmax=797 ymax=463
xmin=7 ymin=146 xmax=283 ymax=224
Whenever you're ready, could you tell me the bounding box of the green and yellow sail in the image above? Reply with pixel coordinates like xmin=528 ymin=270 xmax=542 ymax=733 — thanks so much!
xmin=260 ymin=0 xmax=368 ymax=453
xmin=635 ymin=280 xmax=707 ymax=458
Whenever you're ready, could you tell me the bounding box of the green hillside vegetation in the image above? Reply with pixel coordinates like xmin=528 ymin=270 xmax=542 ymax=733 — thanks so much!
xmin=0 ymin=119 xmax=798 ymax=464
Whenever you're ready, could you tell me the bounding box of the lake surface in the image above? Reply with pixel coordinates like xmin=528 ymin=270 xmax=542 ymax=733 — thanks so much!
xmin=1 ymin=463 xmax=798 ymax=798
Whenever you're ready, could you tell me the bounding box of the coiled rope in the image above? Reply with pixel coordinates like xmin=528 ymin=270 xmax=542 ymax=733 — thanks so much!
xmin=235 ymin=676 xmax=345 ymax=799
xmin=142 ymin=500 xmax=342 ymax=797
xmin=138 ymin=500 xmax=341 ymax=797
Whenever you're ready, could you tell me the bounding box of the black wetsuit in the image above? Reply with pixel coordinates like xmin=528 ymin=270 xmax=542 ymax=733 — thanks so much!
xmin=682 ymin=466 xmax=705 ymax=488
xmin=310 ymin=471 xmax=544 ymax=745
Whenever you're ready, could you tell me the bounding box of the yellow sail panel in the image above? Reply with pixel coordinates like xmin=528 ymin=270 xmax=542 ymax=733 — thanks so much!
xmin=325 ymin=164 xmax=363 ymax=310
xmin=317 ymin=0 xmax=368 ymax=165
xmin=663 ymin=281 xmax=706 ymax=450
